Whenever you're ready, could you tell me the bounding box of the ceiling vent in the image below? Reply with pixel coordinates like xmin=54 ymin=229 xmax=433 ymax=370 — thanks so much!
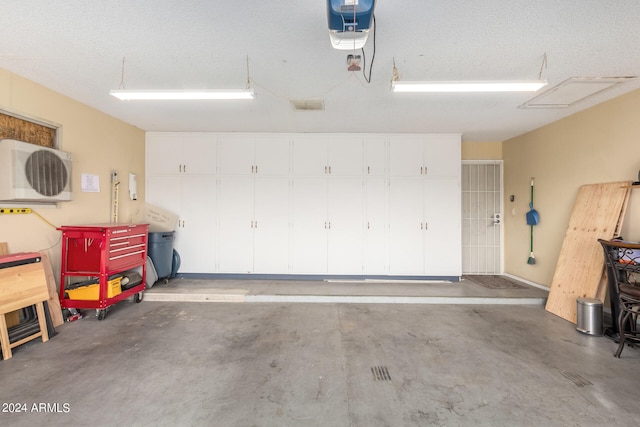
xmin=291 ymin=99 xmax=325 ymax=111
xmin=0 ymin=139 xmax=72 ymax=202
xmin=519 ymin=76 xmax=637 ymax=108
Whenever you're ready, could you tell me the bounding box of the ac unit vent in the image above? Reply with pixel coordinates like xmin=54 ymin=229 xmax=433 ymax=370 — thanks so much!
xmin=0 ymin=139 xmax=72 ymax=202
xmin=25 ymin=149 xmax=70 ymax=197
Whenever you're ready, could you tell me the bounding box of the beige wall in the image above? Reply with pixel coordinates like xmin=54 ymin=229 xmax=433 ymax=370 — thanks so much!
xmin=503 ymin=88 xmax=640 ymax=287
xmin=0 ymin=68 xmax=145 ymax=277
xmin=461 ymin=141 xmax=502 ymax=160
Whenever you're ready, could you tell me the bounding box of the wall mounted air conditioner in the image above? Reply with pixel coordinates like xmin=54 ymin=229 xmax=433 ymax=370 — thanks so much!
xmin=0 ymin=139 xmax=72 ymax=202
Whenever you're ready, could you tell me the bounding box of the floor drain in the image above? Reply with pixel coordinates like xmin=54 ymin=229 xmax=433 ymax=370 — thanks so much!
xmin=371 ymin=366 xmax=391 ymax=381
xmin=561 ymin=371 xmax=592 ymax=387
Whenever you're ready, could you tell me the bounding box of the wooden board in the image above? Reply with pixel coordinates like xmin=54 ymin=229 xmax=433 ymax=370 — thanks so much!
xmin=40 ymin=252 xmax=64 ymax=327
xmin=0 ymin=262 xmax=50 ymax=314
xmin=545 ymin=181 xmax=632 ymax=323
xmin=0 ymin=243 xmax=20 ymax=327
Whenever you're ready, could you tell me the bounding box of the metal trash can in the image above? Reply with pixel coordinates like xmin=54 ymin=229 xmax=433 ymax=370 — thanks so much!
xmin=576 ymin=298 xmax=603 ymax=336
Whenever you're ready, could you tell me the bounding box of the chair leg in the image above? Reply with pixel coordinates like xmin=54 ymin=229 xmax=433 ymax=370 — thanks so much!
xmin=615 ymin=310 xmax=633 ymax=358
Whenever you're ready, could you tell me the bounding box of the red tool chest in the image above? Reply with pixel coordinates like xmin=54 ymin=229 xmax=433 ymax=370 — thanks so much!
xmin=58 ymin=224 xmax=148 ymax=320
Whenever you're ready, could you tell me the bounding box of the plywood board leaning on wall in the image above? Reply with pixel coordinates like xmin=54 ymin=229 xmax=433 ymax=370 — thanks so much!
xmin=40 ymin=251 xmax=64 ymax=327
xmin=545 ymin=181 xmax=632 ymax=323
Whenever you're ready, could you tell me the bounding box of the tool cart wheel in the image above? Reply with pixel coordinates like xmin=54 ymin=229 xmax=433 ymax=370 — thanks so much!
xmin=134 ymin=292 xmax=143 ymax=303
xmin=96 ymin=309 xmax=107 ymax=321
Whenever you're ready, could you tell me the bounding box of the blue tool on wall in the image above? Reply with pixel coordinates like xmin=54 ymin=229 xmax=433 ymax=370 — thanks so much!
xmin=327 ymin=0 xmax=376 ymax=50
xmin=527 ymin=178 xmax=539 ymax=264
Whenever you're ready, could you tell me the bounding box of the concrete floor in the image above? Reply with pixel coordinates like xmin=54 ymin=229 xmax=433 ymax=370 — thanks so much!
xmin=1 ymin=278 xmax=639 ymax=426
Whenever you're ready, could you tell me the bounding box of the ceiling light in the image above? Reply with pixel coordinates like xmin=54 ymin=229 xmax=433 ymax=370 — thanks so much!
xmin=519 ymin=76 xmax=637 ymax=108
xmin=110 ymin=89 xmax=254 ymax=100
xmin=392 ymin=80 xmax=548 ymax=93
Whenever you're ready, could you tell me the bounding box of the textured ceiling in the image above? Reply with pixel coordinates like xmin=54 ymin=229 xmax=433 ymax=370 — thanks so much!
xmin=2 ymin=1 xmax=640 ymax=141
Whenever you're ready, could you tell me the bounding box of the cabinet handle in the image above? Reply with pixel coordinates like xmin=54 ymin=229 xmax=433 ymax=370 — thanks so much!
xmin=324 ymin=166 xmax=328 ymax=174
xmin=328 ymin=221 xmax=331 ymax=229
xmin=424 ymin=166 xmax=427 ymax=175
xmin=368 ymin=166 xmax=371 ymax=174
xmin=367 ymin=222 xmax=370 ymax=229
xmin=183 ymin=164 xmax=187 ymax=173
xmin=424 ymin=222 xmax=428 ymax=230
xmin=255 ymin=165 xmax=258 ymax=174
xmin=329 ymin=166 xmax=332 ymax=174
xmin=251 ymin=165 xmax=254 ymax=173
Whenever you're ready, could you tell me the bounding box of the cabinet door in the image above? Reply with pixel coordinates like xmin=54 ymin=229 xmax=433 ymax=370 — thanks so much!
xmin=146 ymin=175 xmax=182 ymax=211
xmin=327 ymin=137 xmax=363 ymax=176
xmin=365 ymin=138 xmax=387 ymax=176
xmin=364 ymin=176 xmax=387 ymax=274
xmin=179 ymin=175 xmax=217 ymax=273
xmin=424 ymin=179 xmax=462 ymax=276
xmin=146 ymin=133 xmax=184 ymax=175
xmin=327 ymin=177 xmax=364 ymax=274
xmin=291 ymin=177 xmax=327 ymax=273
xmin=217 ymin=176 xmax=254 ymax=273
xmin=388 ymin=177 xmax=424 ymax=274
xmin=292 ymin=137 xmax=327 ymax=176
xmin=389 ymin=137 xmax=424 ymax=177
xmin=146 ymin=133 xmax=217 ymax=176
xmin=255 ymin=137 xmax=290 ymax=176
xmin=254 ymin=177 xmax=290 ymax=273
xmin=181 ymin=134 xmax=218 ymax=175
xmin=423 ymin=134 xmax=461 ymax=178
xmin=218 ymin=137 xmax=254 ymax=175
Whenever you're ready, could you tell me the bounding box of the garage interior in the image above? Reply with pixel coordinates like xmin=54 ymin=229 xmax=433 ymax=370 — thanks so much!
xmin=1 ymin=1 xmax=640 ymax=426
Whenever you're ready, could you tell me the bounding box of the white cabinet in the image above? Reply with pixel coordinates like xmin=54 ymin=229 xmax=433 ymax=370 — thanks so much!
xmin=364 ymin=176 xmax=387 ymax=274
xmin=146 ymin=132 xmax=217 ymax=175
xmin=293 ymin=135 xmax=363 ymax=176
xmin=424 ymin=179 xmax=461 ymax=276
xmin=217 ymin=136 xmax=290 ymax=273
xmin=388 ymin=177 xmax=461 ymax=277
xmin=291 ymin=136 xmax=365 ymax=274
xmin=145 ymin=132 xmax=461 ymax=279
xmin=291 ymin=177 xmax=327 ymax=273
xmin=389 ymin=134 xmax=460 ymax=178
xmin=146 ymin=132 xmax=218 ymax=274
xmin=146 ymin=175 xmax=217 ymax=273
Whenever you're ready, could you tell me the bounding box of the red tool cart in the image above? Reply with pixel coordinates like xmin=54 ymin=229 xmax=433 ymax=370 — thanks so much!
xmin=58 ymin=224 xmax=148 ymax=320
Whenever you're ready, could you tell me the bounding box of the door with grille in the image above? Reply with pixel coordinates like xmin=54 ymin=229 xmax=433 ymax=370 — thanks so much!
xmin=461 ymin=161 xmax=503 ymax=274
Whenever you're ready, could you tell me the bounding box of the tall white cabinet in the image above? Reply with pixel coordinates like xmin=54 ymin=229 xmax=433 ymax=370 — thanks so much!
xmin=217 ymin=136 xmax=290 ymax=273
xmin=146 ymin=133 xmax=218 ymax=273
xmin=146 ymin=132 xmax=462 ymax=279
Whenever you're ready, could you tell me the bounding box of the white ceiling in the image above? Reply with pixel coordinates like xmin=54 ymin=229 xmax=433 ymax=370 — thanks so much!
xmin=2 ymin=1 xmax=640 ymax=141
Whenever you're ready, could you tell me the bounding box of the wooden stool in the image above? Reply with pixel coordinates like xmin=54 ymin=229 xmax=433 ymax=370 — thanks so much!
xmin=0 ymin=259 xmax=50 ymax=360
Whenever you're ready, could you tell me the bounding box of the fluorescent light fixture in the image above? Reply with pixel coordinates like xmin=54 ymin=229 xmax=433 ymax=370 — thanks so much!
xmin=392 ymin=80 xmax=547 ymax=93
xmin=519 ymin=76 xmax=637 ymax=108
xmin=110 ymin=89 xmax=254 ymax=100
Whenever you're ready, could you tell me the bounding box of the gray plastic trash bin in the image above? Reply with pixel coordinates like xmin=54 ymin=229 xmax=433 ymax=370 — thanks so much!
xmin=576 ymin=298 xmax=603 ymax=336
xmin=147 ymin=231 xmax=175 ymax=280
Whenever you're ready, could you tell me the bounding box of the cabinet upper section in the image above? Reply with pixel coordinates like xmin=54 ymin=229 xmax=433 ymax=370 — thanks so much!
xmin=146 ymin=133 xmax=461 ymax=179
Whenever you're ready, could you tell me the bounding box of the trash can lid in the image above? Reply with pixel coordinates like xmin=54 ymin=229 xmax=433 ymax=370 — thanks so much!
xmin=576 ymin=297 xmax=602 ymax=306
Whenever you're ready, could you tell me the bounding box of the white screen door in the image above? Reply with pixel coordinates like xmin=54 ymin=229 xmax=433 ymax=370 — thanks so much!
xmin=461 ymin=161 xmax=503 ymax=274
